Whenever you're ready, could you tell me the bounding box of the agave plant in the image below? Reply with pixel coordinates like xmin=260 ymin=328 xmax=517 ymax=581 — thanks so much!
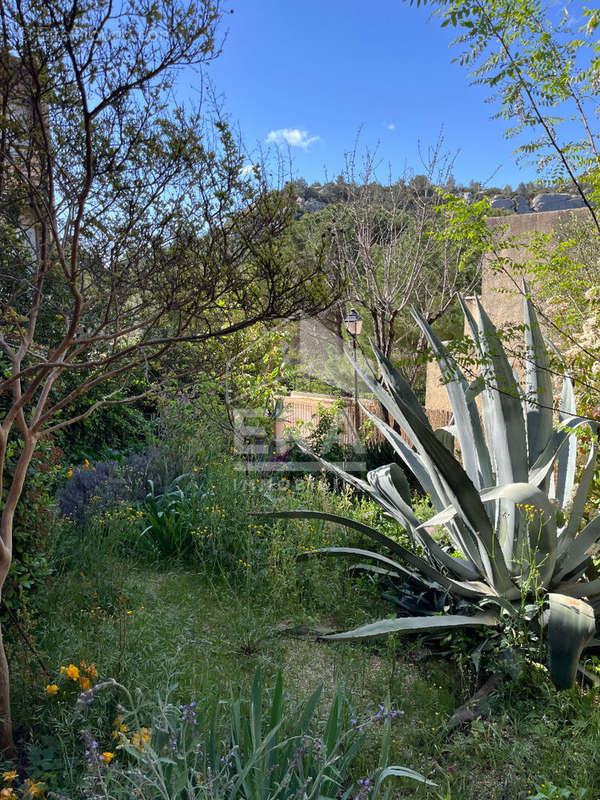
xmin=264 ymin=287 xmax=600 ymax=689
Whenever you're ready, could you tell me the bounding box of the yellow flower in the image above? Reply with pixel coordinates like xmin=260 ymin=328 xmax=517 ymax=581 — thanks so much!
xmin=66 ymin=469 xmax=73 ymax=479
xmin=64 ymin=664 xmax=79 ymax=681
xmin=78 ymin=676 xmax=91 ymax=691
xmin=0 ymin=788 xmax=16 ymax=798
xmin=81 ymin=661 xmax=98 ymax=680
xmin=23 ymin=779 xmax=45 ymax=798
xmin=100 ymin=752 xmax=114 ymax=764
xmin=45 ymin=684 xmax=59 ymax=696
xmin=131 ymin=727 xmax=152 ymax=750
xmin=83 ymin=459 xmax=90 ymax=468
xmin=2 ymin=772 xmax=17 ymax=785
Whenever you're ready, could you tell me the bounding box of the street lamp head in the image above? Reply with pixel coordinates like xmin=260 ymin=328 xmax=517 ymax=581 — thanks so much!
xmin=344 ymin=308 xmax=363 ymax=337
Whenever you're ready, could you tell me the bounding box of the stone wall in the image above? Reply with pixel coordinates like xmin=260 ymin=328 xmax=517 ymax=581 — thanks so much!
xmin=424 ymin=207 xmax=591 ymax=419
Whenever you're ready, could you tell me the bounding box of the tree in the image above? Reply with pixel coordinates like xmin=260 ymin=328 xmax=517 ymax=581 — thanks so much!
xmin=322 ymin=137 xmax=482 ymax=377
xmin=414 ymin=0 xmax=600 ymax=231
xmin=0 ymin=0 xmax=335 ymax=752
xmin=412 ymin=0 xmax=600 ymax=406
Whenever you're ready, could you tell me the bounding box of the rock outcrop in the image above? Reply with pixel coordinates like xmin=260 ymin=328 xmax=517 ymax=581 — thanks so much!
xmin=531 ymin=193 xmax=585 ymax=212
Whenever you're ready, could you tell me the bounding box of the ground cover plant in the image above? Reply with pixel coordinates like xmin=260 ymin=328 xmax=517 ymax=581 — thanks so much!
xmin=265 ymin=289 xmax=600 ymax=690
xmin=3 ymin=467 xmax=600 ymax=799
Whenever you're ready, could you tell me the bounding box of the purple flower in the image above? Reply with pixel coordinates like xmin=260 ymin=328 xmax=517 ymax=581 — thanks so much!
xmin=178 ymin=701 xmax=198 ymax=725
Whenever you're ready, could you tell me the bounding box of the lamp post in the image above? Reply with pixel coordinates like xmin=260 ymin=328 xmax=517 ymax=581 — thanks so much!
xmin=344 ymin=308 xmax=363 ymax=433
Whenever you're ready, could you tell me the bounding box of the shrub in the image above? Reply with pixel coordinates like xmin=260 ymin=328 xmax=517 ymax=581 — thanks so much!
xmin=57 ymin=450 xmax=164 ymax=524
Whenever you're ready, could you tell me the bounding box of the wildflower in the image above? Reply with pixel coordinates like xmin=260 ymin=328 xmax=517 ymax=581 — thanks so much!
xmin=66 ymin=469 xmax=73 ymax=479
xmin=81 ymin=661 xmax=98 ymax=680
xmin=100 ymin=752 xmax=115 ymax=764
xmin=61 ymin=664 xmax=80 ymax=681
xmin=1 ymin=772 xmax=17 ymax=785
xmin=178 ymin=701 xmax=197 ymax=725
xmin=23 ymin=779 xmax=45 ymax=798
xmin=45 ymin=684 xmax=59 ymax=696
xmin=112 ymin=715 xmax=128 ymax=739
xmin=79 ymin=676 xmax=91 ymax=691
xmin=132 ymin=727 xmax=152 ymax=750
xmin=0 ymin=789 xmax=16 ymax=798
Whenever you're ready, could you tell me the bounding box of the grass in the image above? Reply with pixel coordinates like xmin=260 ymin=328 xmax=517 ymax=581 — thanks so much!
xmin=4 ymin=469 xmax=600 ymax=798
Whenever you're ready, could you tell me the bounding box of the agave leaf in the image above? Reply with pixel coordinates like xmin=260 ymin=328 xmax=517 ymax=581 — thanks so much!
xmin=371 ymin=342 xmax=432 ymax=431
xmin=546 ymin=593 xmax=596 ymax=690
xmin=554 ymin=515 xmax=600 ymax=583
xmin=528 ymin=416 xmax=593 ymax=489
xmin=348 ymin=563 xmax=402 ymax=578
xmin=475 ymin=298 xmax=528 ymax=562
xmin=373 ymin=766 xmax=437 ymax=793
xmin=354 ymin=366 xmax=512 ymax=592
xmin=368 ymin=462 xmax=412 ymax=507
xmin=523 ymin=282 xmax=554 ymax=471
xmin=322 ymin=612 xmax=498 ymax=641
xmin=554 ymin=576 xmax=600 ymax=599
xmin=262 ymin=511 xmax=486 ymax=592
xmin=556 ymin=372 xmax=578 ymax=508
xmin=559 ymin=437 xmax=598 ymax=554
xmin=411 ymin=305 xmax=493 ymax=489
xmin=458 ymin=294 xmax=500 ymax=475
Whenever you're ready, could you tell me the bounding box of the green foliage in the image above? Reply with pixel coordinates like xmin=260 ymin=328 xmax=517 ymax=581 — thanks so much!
xmin=10 ymin=471 xmax=600 ymax=798
xmin=1 ymin=440 xmax=62 ymax=638
xmin=530 ymin=780 xmax=589 ymax=800
xmin=140 ymin=478 xmax=197 ymax=559
xmin=15 ymin=669 xmax=431 ymax=799
xmin=415 ymin=0 xmax=600 ymax=218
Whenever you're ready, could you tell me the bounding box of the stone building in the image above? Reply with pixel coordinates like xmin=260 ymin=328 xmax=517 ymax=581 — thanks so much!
xmin=424 ymin=206 xmax=590 ymax=421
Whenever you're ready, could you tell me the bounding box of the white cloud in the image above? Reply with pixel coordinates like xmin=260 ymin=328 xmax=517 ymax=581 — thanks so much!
xmin=265 ymin=128 xmax=319 ymax=149
xmin=239 ymin=163 xmax=258 ymax=177
xmin=387 ymin=123 xmax=396 ymax=131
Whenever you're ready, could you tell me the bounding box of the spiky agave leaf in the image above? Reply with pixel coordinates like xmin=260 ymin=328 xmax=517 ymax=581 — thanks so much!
xmin=546 ymin=594 xmax=596 ymax=690
xmin=558 ymin=436 xmax=598 ymax=555
xmin=523 ymin=280 xmax=554 ymax=471
xmin=410 ymin=307 xmax=492 ymax=490
xmin=322 ymin=612 xmax=498 ymax=641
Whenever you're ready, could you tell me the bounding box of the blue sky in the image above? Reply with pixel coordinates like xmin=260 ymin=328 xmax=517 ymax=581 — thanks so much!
xmin=195 ymin=0 xmax=543 ymax=189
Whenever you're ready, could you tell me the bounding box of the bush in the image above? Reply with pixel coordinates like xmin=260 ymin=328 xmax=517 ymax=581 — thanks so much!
xmin=57 ymin=450 xmax=165 ymax=524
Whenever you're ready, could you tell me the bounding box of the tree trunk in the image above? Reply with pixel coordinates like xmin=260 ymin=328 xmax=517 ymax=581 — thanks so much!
xmin=0 ymin=501 xmax=17 ymax=757
xmin=0 ymin=435 xmax=38 ymax=756
xmin=0 ymin=622 xmax=14 ymax=756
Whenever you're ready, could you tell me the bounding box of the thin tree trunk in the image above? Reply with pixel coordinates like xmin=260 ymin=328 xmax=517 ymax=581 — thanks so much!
xmin=0 ymin=622 xmax=14 ymax=756
xmin=0 ymin=435 xmax=37 ymax=755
